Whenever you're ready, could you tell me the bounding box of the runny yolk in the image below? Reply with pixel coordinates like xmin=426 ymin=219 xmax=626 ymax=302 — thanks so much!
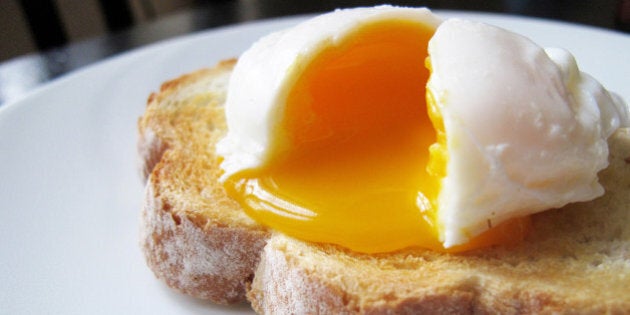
xmin=223 ymin=20 xmax=530 ymax=253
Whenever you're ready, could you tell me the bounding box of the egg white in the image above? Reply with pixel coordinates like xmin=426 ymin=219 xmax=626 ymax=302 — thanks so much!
xmin=217 ymin=7 xmax=629 ymax=248
xmin=216 ymin=6 xmax=441 ymax=178
xmin=427 ymin=19 xmax=627 ymax=246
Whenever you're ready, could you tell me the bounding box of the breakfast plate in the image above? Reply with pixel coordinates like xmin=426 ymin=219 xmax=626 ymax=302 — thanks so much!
xmin=1 ymin=11 xmax=628 ymax=314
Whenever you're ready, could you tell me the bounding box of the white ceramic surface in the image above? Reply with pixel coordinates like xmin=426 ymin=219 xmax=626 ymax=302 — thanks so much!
xmin=1 ymin=11 xmax=628 ymax=314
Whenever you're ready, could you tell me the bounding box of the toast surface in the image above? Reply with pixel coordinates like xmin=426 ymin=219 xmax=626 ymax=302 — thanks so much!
xmin=138 ymin=60 xmax=269 ymax=304
xmin=139 ymin=61 xmax=630 ymax=313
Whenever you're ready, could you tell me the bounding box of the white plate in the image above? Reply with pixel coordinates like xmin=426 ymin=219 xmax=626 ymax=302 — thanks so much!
xmin=1 ymin=11 xmax=628 ymax=314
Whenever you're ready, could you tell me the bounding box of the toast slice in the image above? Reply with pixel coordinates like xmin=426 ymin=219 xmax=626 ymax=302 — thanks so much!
xmin=138 ymin=59 xmax=269 ymax=304
xmin=139 ymin=60 xmax=630 ymax=313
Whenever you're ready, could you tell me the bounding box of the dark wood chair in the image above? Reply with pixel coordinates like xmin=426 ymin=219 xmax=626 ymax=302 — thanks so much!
xmin=17 ymin=0 xmax=134 ymax=51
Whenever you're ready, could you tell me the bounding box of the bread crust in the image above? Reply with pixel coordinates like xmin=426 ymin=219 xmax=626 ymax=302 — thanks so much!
xmin=140 ymin=181 xmax=268 ymax=303
xmin=138 ymin=61 xmax=269 ymax=304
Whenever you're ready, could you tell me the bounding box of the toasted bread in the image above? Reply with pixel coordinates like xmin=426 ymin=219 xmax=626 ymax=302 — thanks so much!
xmin=138 ymin=60 xmax=269 ymax=304
xmin=138 ymin=60 xmax=630 ymax=313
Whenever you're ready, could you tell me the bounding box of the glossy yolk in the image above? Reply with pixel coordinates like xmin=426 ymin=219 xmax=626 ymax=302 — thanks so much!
xmin=224 ymin=21 xmax=530 ymax=253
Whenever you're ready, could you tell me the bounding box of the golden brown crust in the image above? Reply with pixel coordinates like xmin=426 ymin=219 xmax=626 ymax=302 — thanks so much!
xmin=138 ymin=60 xmax=270 ymax=304
xmin=140 ymin=182 xmax=268 ymax=303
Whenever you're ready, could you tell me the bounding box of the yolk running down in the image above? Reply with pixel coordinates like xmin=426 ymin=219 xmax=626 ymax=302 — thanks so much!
xmin=224 ymin=20 xmax=530 ymax=253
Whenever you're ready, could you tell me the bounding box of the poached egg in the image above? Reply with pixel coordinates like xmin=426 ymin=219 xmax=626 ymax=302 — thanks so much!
xmin=216 ymin=6 xmax=629 ymax=253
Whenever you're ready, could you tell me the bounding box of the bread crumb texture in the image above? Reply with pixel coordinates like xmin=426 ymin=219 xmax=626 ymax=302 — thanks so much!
xmin=138 ymin=60 xmax=269 ymax=304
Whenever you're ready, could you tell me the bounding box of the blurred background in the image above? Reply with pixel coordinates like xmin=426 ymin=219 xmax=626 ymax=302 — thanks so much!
xmin=1 ymin=0 xmax=629 ymax=105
